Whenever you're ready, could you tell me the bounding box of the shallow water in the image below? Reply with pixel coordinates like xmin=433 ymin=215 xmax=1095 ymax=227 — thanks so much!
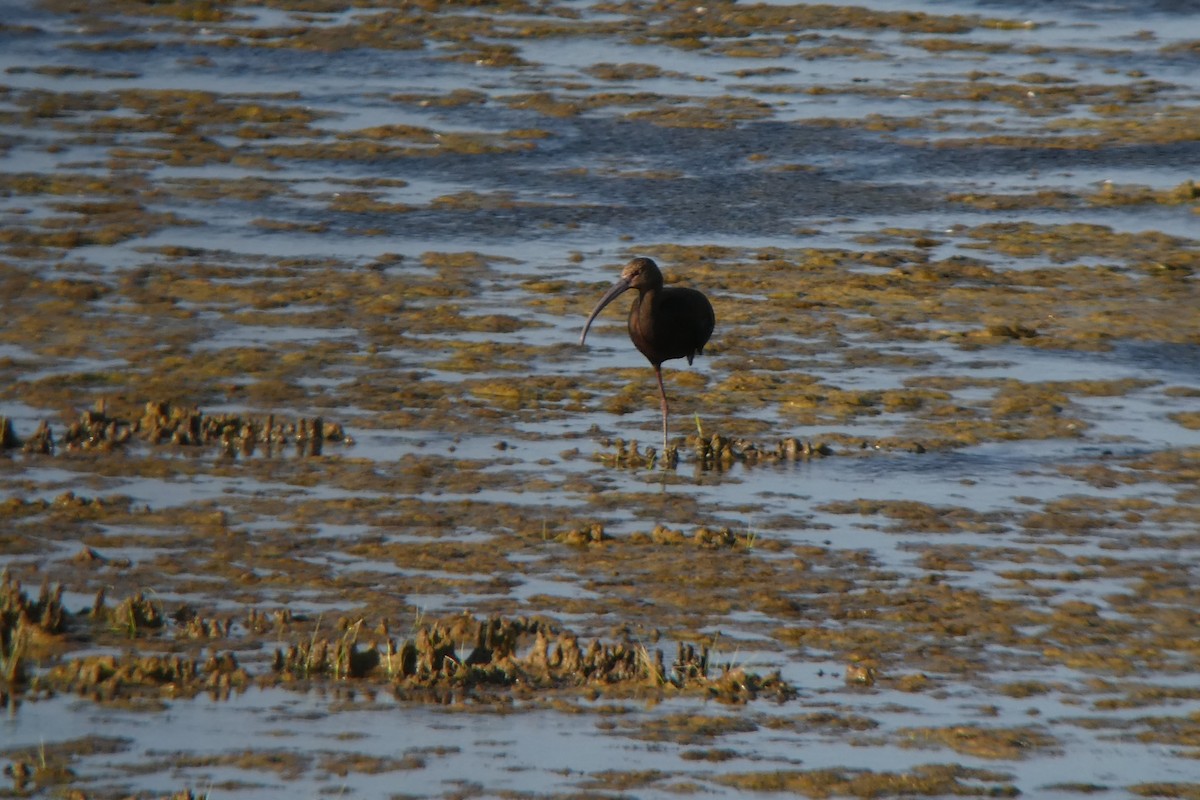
xmin=1 ymin=0 xmax=1199 ymax=797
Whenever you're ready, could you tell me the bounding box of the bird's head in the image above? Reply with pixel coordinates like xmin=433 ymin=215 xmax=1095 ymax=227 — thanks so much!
xmin=620 ymin=257 xmax=663 ymax=292
xmin=579 ymin=257 xmax=663 ymax=347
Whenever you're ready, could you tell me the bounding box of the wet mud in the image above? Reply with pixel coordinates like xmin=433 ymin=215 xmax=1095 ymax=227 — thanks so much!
xmin=1 ymin=0 xmax=1199 ymax=797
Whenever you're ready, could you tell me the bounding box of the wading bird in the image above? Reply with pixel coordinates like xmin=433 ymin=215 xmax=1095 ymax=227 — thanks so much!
xmin=579 ymin=257 xmax=715 ymax=451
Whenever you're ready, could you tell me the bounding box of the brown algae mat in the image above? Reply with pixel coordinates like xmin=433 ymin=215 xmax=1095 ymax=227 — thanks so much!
xmin=2 ymin=0 xmax=1200 ymax=797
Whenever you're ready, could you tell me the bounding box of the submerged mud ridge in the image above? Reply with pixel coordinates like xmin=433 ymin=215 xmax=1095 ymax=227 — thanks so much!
xmin=1 ymin=0 xmax=1200 ymax=797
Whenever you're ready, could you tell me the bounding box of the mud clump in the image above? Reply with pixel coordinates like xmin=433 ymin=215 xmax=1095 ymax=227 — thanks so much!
xmin=272 ymin=613 xmax=794 ymax=703
xmin=99 ymin=589 xmax=165 ymax=636
xmin=692 ymin=432 xmax=834 ymax=469
xmin=1 ymin=400 xmax=348 ymax=457
xmin=1 ymin=574 xmax=68 ymax=686
xmin=596 ymin=431 xmax=834 ymax=471
xmin=0 ymin=417 xmax=19 ymax=449
xmin=15 ymin=420 xmax=54 ymax=455
xmin=43 ymin=651 xmax=248 ymax=702
xmin=14 ymin=582 xmax=793 ymax=706
xmin=0 ymin=577 xmax=247 ymax=701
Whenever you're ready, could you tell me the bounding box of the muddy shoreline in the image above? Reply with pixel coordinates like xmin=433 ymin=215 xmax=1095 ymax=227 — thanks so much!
xmin=2 ymin=0 xmax=1199 ymax=797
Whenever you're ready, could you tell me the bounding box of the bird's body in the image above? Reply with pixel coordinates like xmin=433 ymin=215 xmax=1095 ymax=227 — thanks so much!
xmin=579 ymin=257 xmax=715 ymax=450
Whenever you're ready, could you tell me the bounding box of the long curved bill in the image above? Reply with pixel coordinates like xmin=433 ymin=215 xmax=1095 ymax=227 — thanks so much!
xmin=578 ymin=277 xmax=631 ymax=346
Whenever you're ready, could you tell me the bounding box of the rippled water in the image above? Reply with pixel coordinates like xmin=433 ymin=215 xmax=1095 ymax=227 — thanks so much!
xmin=1 ymin=0 xmax=1199 ymax=797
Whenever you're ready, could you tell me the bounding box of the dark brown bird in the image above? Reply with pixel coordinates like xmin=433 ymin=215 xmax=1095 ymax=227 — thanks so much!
xmin=579 ymin=257 xmax=715 ymax=450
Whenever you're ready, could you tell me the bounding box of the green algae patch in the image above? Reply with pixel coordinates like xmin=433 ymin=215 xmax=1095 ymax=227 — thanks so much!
xmin=897 ymin=724 xmax=1060 ymax=759
xmin=713 ymin=763 xmax=1018 ymax=796
xmin=2 ymin=0 xmax=1199 ymax=794
xmin=625 ymin=96 xmax=776 ymax=128
xmin=1171 ymin=411 xmax=1200 ymax=430
xmin=951 ymin=179 xmax=1200 ymax=212
xmin=960 ymin=221 xmax=1194 ymax=264
xmin=1129 ymin=784 xmax=1200 ymax=799
xmin=615 ymin=711 xmax=759 ymax=744
xmin=815 ymin=499 xmax=1008 ymax=536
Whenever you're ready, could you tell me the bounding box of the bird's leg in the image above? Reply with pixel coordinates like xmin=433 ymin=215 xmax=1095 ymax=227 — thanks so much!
xmin=655 ymin=365 xmax=669 ymax=451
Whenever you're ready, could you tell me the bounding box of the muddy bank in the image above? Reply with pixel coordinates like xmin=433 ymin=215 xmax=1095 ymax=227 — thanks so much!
xmin=1 ymin=0 xmax=1199 ymax=797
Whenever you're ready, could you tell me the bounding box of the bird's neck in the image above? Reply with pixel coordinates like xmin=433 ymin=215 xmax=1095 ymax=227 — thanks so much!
xmin=631 ymin=287 xmax=656 ymax=320
xmin=636 ymin=285 xmax=661 ymax=305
